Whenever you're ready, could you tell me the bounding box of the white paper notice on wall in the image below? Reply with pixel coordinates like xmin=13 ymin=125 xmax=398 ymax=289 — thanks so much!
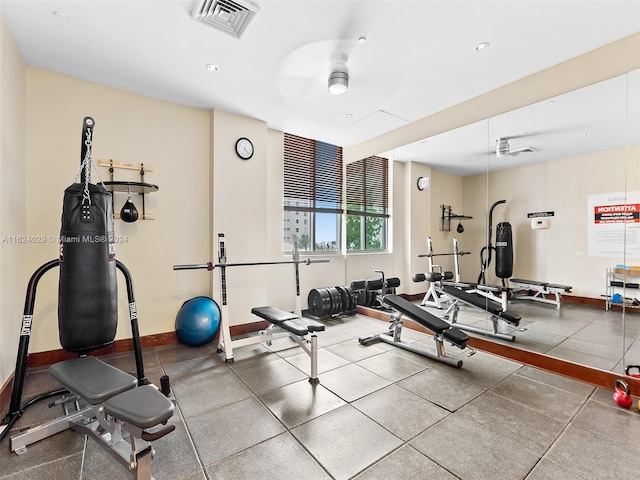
xmin=531 ymin=217 xmax=551 ymax=229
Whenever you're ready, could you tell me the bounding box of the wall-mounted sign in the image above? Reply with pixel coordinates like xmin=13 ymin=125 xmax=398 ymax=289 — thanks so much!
xmin=588 ymin=191 xmax=640 ymax=258
xmin=527 ymin=211 xmax=554 ymax=218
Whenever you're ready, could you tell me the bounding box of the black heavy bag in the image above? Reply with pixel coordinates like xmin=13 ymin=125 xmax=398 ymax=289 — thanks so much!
xmin=58 ymin=119 xmax=118 ymax=353
xmin=494 ymin=222 xmax=513 ymax=279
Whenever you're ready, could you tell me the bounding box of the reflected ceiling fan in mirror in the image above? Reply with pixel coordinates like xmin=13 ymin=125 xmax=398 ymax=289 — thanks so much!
xmin=495 ymin=136 xmax=536 ymax=157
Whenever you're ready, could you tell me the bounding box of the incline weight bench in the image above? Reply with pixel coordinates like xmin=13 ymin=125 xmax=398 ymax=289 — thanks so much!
xmin=4 ymin=260 xmax=174 ymax=480
xmin=441 ymin=284 xmax=523 ymax=342
xmin=251 ymin=306 xmax=325 ymax=383
xmin=359 ymin=294 xmax=473 ymax=368
xmin=510 ymin=278 xmax=572 ymax=309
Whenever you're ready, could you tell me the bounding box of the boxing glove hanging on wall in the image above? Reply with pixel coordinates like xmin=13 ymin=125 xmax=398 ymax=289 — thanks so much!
xmin=495 ymin=222 xmax=513 ymax=279
xmin=58 ymin=117 xmax=118 ymax=353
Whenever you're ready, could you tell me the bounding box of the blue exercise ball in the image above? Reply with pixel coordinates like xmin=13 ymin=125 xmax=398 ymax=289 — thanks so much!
xmin=175 ymin=296 xmax=221 ymax=347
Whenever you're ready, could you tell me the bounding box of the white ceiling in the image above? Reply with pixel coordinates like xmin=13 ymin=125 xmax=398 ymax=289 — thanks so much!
xmin=2 ymin=0 xmax=640 ymax=174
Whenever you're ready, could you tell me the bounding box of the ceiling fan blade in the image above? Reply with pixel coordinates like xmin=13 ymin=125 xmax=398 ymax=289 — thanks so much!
xmin=508 ymin=146 xmax=536 ymax=156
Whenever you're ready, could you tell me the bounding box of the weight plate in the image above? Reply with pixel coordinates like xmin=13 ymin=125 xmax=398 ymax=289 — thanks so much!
xmin=335 ymin=285 xmax=350 ymax=314
xmin=328 ymin=287 xmax=342 ymax=315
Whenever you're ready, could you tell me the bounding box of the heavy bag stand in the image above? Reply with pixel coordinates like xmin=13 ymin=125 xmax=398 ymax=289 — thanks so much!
xmin=1 ymin=117 xmax=173 ymax=480
xmin=0 ymin=259 xmax=149 ymax=443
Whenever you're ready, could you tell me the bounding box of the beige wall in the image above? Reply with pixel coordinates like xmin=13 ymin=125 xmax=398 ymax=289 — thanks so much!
xmin=24 ymin=68 xmax=211 ymax=352
xmin=0 ymin=15 xmax=27 ymax=389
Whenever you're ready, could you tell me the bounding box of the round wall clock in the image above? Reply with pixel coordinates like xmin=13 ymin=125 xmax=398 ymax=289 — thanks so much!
xmin=235 ymin=137 xmax=254 ymax=160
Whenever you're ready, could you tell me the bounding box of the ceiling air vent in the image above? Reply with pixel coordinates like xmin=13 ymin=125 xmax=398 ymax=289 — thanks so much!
xmin=191 ymin=0 xmax=259 ymax=39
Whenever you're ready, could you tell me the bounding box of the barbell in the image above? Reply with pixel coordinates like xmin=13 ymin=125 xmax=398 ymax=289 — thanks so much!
xmin=173 ymin=258 xmax=329 ymax=271
xmin=417 ymin=251 xmax=470 ymax=258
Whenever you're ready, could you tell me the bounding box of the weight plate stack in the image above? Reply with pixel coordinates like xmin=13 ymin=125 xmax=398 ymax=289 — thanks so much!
xmin=307 ymin=288 xmax=331 ymax=317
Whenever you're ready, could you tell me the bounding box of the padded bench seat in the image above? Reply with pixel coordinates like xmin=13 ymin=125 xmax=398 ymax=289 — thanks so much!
xmin=383 ymin=294 xmax=450 ymax=334
xmin=104 ymin=385 xmax=174 ymax=429
xmin=49 ymin=355 xmax=137 ymax=405
xmin=251 ymin=306 xmax=325 ymax=336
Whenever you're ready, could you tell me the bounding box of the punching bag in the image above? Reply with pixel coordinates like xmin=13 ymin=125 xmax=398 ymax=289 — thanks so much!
xmin=58 ymin=117 xmax=118 ymax=353
xmin=494 ymin=222 xmax=513 ymax=279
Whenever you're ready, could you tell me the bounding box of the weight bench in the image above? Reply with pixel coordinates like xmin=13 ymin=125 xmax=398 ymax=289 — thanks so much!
xmin=440 ymin=285 xmax=523 ymax=342
xmin=359 ymin=294 xmax=473 ymax=368
xmin=5 ymin=260 xmax=174 ymax=480
xmin=11 ymin=356 xmax=174 ymax=479
xmin=510 ymin=278 xmax=572 ymax=309
xmin=251 ymin=306 xmax=325 ymax=384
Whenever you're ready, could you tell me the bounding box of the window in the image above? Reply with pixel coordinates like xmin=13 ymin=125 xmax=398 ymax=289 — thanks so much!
xmin=283 ymin=133 xmax=343 ymax=252
xmin=346 ymin=155 xmax=389 ymax=251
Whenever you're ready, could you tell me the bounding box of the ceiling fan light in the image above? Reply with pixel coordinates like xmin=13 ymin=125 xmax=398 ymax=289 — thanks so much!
xmin=496 ymin=138 xmax=510 ymax=157
xmin=328 ymin=53 xmax=349 ymax=95
xmin=328 ymin=71 xmax=349 ymax=94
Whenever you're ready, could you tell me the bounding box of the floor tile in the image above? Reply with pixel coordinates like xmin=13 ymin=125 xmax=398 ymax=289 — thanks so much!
xmin=491 ymin=373 xmax=588 ymax=422
xmin=259 ymin=380 xmax=346 ymax=428
xmin=185 ymin=396 xmax=286 ymax=467
xmin=318 ymin=363 xmax=391 ymax=402
xmin=206 ymin=432 xmax=331 ymax=480
xmin=571 ymin=399 xmax=640 ymax=451
xmin=325 ymin=338 xmax=388 ymax=362
xmin=0 ymin=452 xmax=83 ymax=480
xmin=428 ymin=350 xmax=522 ymax=388
xmin=352 ymin=384 xmax=450 ymax=440
xmin=164 ymin=357 xmax=253 ymax=417
xmin=515 ymin=365 xmax=595 ymax=397
xmin=525 ymin=458 xmax=587 ymax=480
xmin=457 ymin=391 xmax=565 ymax=456
xmin=353 ymin=444 xmax=458 ymax=480
xmin=0 ymin=430 xmax=85 ymax=477
xmin=284 ymin=347 xmax=350 ymax=375
xmin=230 ymin=356 xmax=308 ymax=394
xmin=291 ymin=404 xmax=402 ymax=480
xmin=411 ymin=414 xmax=539 ymax=480
xmin=544 ymin=425 xmax=640 ymax=479
xmin=397 ymin=368 xmax=485 ymax=411
xmin=356 ymin=349 xmax=428 ymax=382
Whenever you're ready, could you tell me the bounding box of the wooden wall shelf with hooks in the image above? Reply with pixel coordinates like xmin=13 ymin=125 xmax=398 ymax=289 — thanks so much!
xmin=98 ymin=159 xmax=158 ymax=221
xmin=440 ymin=204 xmax=472 ymax=232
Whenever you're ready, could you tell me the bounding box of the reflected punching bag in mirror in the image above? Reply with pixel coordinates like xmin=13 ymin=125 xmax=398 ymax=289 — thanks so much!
xmin=457 ymin=222 xmax=464 ymax=233
xmin=120 ymin=194 xmax=139 ymax=223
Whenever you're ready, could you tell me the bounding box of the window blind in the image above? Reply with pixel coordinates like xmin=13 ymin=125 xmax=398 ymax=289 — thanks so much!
xmin=284 ymin=133 xmax=343 ymax=211
xmin=346 ymin=155 xmax=389 ymax=216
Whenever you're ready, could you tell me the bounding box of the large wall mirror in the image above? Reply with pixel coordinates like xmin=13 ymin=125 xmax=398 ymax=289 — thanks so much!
xmin=387 ymin=68 xmax=640 ymax=382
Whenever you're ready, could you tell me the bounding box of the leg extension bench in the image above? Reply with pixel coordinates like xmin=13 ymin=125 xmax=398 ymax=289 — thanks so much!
xmin=359 ymin=294 xmax=473 ymax=368
xmin=510 ymin=278 xmax=572 ymax=309
xmin=251 ymin=306 xmax=325 ymax=384
xmin=10 ymin=355 xmax=174 ymax=480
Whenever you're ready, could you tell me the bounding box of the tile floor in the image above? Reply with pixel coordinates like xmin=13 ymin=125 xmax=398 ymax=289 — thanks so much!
xmin=1 ymin=302 xmax=640 ymax=480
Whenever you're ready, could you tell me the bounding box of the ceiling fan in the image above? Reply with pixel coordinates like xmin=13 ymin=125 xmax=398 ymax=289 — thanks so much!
xmin=495 ymin=137 xmax=536 ymax=157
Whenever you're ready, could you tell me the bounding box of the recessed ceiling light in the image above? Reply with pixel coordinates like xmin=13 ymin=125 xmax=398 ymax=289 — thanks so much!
xmin=542 ymin=100 xmax=555 ymax=107
xmin=584 ymin=132 xmax=593 ymax=137
xmin=345 ymin=113 xmax=353 ymax=119
xmin=52 ymin=11 xmax=68 ymax=21
xmin=206 ymin=64 xmax=219 ymax=72
xmin=358 ymin=36 xmax=367 ymax=44
xmin=601 ymin=146 xmax=609 ymax=150
xmin=474 ymin=42 xmax=489 ymax=51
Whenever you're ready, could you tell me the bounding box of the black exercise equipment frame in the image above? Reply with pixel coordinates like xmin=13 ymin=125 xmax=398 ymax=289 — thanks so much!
xmin=0 ymin=259 xmax=148 ymax=443
xmin=478 ymin=199 xmax=506 ymax=285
